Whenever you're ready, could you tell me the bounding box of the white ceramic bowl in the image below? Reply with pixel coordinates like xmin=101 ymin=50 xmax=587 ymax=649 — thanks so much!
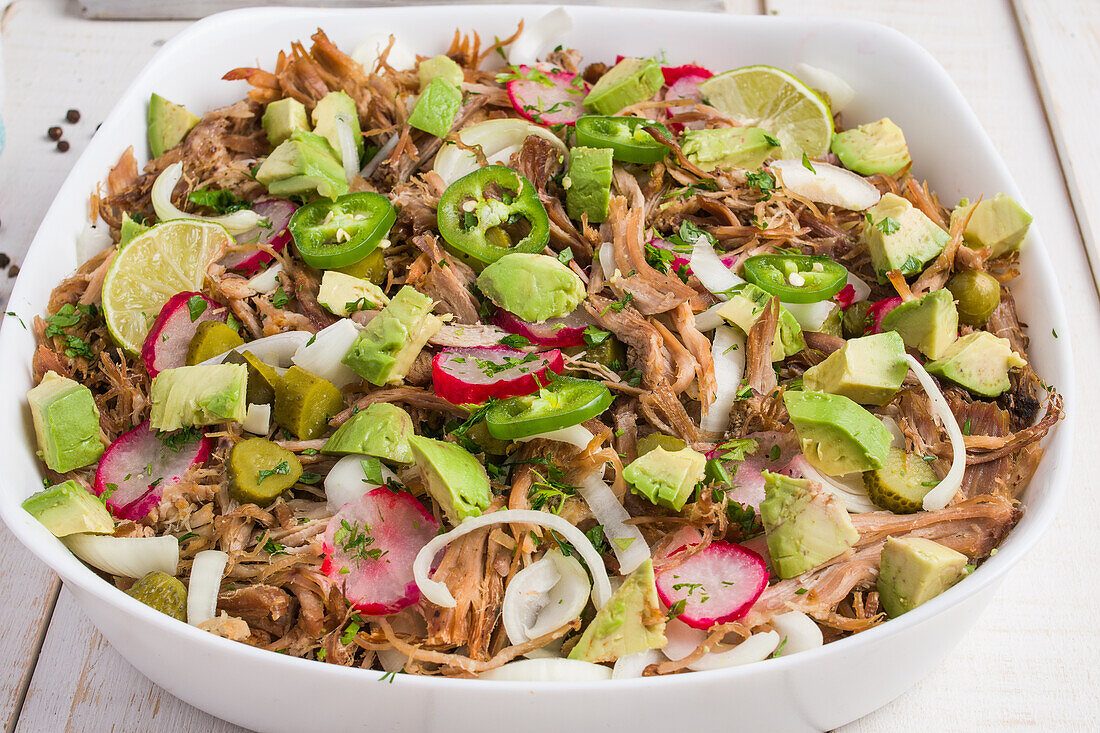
xmin=0 ymin=6 xmax=1074 ymax=732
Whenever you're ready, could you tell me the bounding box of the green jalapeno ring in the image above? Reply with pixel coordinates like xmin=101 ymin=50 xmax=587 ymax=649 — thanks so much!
xmin=742 ymin=254 xmax=848 ymax=304
xmin=289 ymin=192 xmax=396 ymax=270
xmin=485 ymin=375 xmax=613 ymax=440
xmin=574 ymin=115 xmax=672 ymax=164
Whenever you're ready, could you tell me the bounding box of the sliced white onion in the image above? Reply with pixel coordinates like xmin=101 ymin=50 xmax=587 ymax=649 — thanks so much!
xmin=507 ymin=7 xmax=573 ymax=67
xmin=479 ymin=657 xmax=612 ymax=682
xmin=352 ymin=33 xmax=417 ymax=72
xmin=77 ymin=222 xmax=113 ymax=262
xmin=199 ymin=330 xmax=312 ymax=368
xmin=415 ymin=510 xmax=612 ymax=610
xmin=693 ymin=301 xmax=726 ymax=332
xmin=187 ymin=549 xmax=228 ymax=626
xmin=246 ymin=262 xmax=284 ymax=294
xmin=771 ymin=611 xmax=823 ymax=656
xmin=502 ymin=550 xmax=590 ymax=655
xmin=377 ymin=647 xmax=408 ymax=673
xmin=577 ymin=472 xmax=650 ymax=574
xmin=325 ymin=454 xmax=400 ymax=511
xmin=702 ymin=325 xmax=746 ymax=435
xmin=846 ymin=270 xmax=871 ymax=303
xmin=881 ymin=415 xmax=905 ymax=449
xmin=515 ymin=425 xmax=593 ymax=450
xmin=772 ymin=159 xmax=880 ymax=211
xmin=334 ymin=113 xmax=359 ymax=184
xmin=432 ymin=118 xmax=568 ymax=186
xmin=688 ymin=630 xmax=781 ymax=671
xmin=242 ymin=403 xmax=271 ymax=435
xmin=794 ymin=63 xmax=856 ymax=112
xmin=63 ymin=534 xmax=179 ymax=579
xmin=906 ymin=354 xmax=965 ymax=511
xmin=661 ymin=617 xmax=707 ymax=661
xmin=689 ymin=235 xmax=744 ymax=299
xmin=151 ymin=163 xmax=262 ymax=236
xmin=612 ymin=649 xmax=661 ymax=679
xmin=360 ymin=134 xmax=400 ymax=179
xmin=784 ymin=300 xmax=837 ymax=332
xmin=291 ymin=319 xmax=363 ymax=388
xmin=793 ymin=454 xmax=877 ymax=513
xmin=598 ymin=241 xmax=617 ymax=280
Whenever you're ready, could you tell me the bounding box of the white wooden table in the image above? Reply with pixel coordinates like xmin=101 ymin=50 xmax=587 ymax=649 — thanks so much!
xmin=2 ymin=0 xmax=1098 ymax=730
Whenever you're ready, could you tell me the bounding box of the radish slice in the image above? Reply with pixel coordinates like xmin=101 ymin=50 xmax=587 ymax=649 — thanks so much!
xmin=906 ymin=354 xmax=966 ymax=511
xmin=713 ymin=432 xmax=798 ymax=510
xmin=221 ymin=199 xmax=297 ymax=275
xmin=479 ymin=658 xmax=612 ymax=682
xmin=664 ymin=74 xmax=710 ymax=132
xmin=794 ymin=62 xmax=856 ymax=112
xmin=784 ymin=300 xmax=837 ymax=332
xmin=291 ymin=319 xmax=363 ymax=388
xmin=151 ymin=163 xmax=263 ymax=236
xmin=63 ymin=534 xmax=179 ymax=578
xmin=433 ymin=118 xmax=568 ymax=186
xmin=516 ymin=424 xmax=594 ymax=450
xmin=491 ymin=308 xmax=588 ymax=348
xmin=502 ymin=549 xmax=590 ymax=652
xmin=845 ymin=271 xmax=871 ymax=304
xmin=654 ymin=541 xmax=768 ymax=630
xmin=866 ymin=296 xmax=903 ymax=334
xmin=324 ymin=454 xmax=400 ymax=512
xmin=785 ymin=454 xmax=876 ymax=514
xmin=771 ymin=610 xmax=823 ymax=656
xmin=432 ymin=346 xmax=564 ymax=405
xmin=612 ymin=649 xmax=661 ymax=679
xmin=187 ymin=549 xmax=227 ymax=626
xmin=662 ymin=64 xmax=714 ymax=85
xmin=322 ymin=487 xmax=439 ymax=614
xmin=200 ymin=329 xmax=311 ymax=368
xmin=415 ymin=510 xmax=612 ymax=610
xmin=771 ymin=159 xmax=881 ymax=211
xmin=577 ymin=472 xmax=650 ymax=574
xmin=507 ymin=7 xmax=573 ymax=67
xmin=141 ymin=292 xmax=228 ymax=377
xmin=703 ymin=325 xmax=746 ymax=435
xmin=689 ymin=235 xmax=744 ymax=299
xmin=507 ymin=66 xmax=587 ymax=127
xmin=93 ymin=421 xmax=212 ymax=520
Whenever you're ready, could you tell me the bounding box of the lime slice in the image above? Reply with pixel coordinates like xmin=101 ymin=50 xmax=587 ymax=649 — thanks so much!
xmin=699 ymin=65 xmax=834 ymax=160
xmin=102 ymin=220 xmax=231 ymax=354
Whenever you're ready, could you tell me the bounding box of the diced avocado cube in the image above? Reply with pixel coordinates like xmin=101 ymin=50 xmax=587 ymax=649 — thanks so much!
xmin=255 ymin=130 xmax=348 ymax=201
xmin=22 ymin=479 xmax=114 ymax=537
xmin=783 ymin=390 xmax=891 ymax=476
xmin=149 ymin=363 xmax=248 ymax=431
xmin=951 ymin=193 xmax=1032 ymax=259
xmin=623 ymin=445 xmax=707 ymax=512
xmin=262 ymin=98 xmax=311 ymax=147
xmin=342 ymin=286 xmax=443 ymax=386
xmin=568 ymin=559 xmax=666 ymax=663
xmin=716 ymin=282 xmax=806 ymax=361
xmin=477 ymin=253 xmax=586 ymax=323
xmin=418 ymin=54 xmax=464 ymax=91
xmin=830 ymin=117 xmax=911 ymax=176
xmin=863 ymin=193 xmax=949 ymax=282
xmin=311 ymin=91 xmax=364 ymax=165
xmin=317 ymin=270 xmax=388 ymax=318
xmin=322 ymin=403 xmax=414 ymax=464
xmin=925 ymin=331 xmax=1026 ymax=398
xmin=584 ymin=57 xmax=664 ymax=116
xmin=148 ymin=93 xmax=200 ymax=159
xmin=681 ymin=127 xmax=778 ymax=172
xmin=879 ymin=289 xmax=958 ymax=360
xmin=27 ymin=371 xmax=104 ymax=473
xmin=877 ymin=536 xmax=968 ymax=617
xmin=760 ymin=471 xmax=859 ymax=579
xmin=803 ymin=332 xmax=908 ymax=406
xmin=408 ymin=77 xmax=462 ymax=139
xmin=407 ymin=435 xmax=490 ymax=523
xmin=565 ymin=146 xmax=614 ymax=224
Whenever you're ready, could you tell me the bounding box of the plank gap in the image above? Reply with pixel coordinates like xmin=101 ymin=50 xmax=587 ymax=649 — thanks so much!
xmin=5 ymin=579 xmax=61 ymax=733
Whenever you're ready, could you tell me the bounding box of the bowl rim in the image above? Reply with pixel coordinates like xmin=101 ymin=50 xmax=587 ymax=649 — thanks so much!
xmin=0 ymin=3 xmax=1075 ymax=692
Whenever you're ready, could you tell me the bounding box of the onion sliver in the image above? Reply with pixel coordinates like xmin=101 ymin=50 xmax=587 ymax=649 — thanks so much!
xmin=360 ymin=134 xmax=400 ymax=179
xmin=598 ymin=241 xmax=617 ymax=280
xmin=702 ymin=325 xmax=746 ymax=434
xmin=414 ymin=509 xmax=612 ymax=610
xmin=151 ymin=163 xmax=263 ymax=236
xmin=507 ymin=7 xmax=573 ymax=67
xmin=246 ymin=262 xmax=284 ymax=293
xmin=64 ymin=534 xmax=179 ymax=579
xmin=688 ymin=235 xmax=744 ymax=299
xmin=906 ymin=354 xmax=966 ymax=510
xmin=77 ymin=222 xmax=113 ymax=262
xmin=578 ymin=472 xmax=650 ymax=574
xmin=187 ymin=549 xmax=228 ymax=626
xmin=693 ymin=301 xmax=726 ymax=332
xmin=516 ymin=425 xmax=594 ymax=450
xmin=793 ymin=454 xmax=877 ymax=513
xmin=479 ymin=658 xmax=612 ymax=682
xmin=771 ymin=611 xmax=823 ymax=656
xmin=432 ymin=118 xmax=567 ymax=186
xmin=688 ymin=630 xmax=781 ymax=671
xmin=612 ymin=649 xmax=661 ymax=679
xmin=334 ymin=114 xmax=360 ymax=184
xmin=771 ymin=159 xmax=880 ymax=211
xmin=784 ymin=300 xmax=837 ymax=332
xmin=502 ymin=550 xmax=590 ymax=650
xmin=242 ymin=403 xmax=271 ymax=435
xmin=794 ymin=63 xmax=856 ymax=112
xmin=199 ymin=330 xmax=311 ymax=368
xmin=292 ymin=319 xmax=363 ymax=387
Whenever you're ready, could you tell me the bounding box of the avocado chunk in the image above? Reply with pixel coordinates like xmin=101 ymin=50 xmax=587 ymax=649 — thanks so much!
xmin=22 ymin=479 xmax=114 ymax=537
xmin=951 ymin=193 xmax=1033 ymax=259
xmin=879 ymin=289 xmax=959 ymax=360
xmin=681 ymin=127 xmax=778 ymax=172
xmin=322 ymin=403 xmax=414 ymax=464
xmin=119 ymin=213 xmax=150 ymax=248
xmin=583 ymin=57 xmax=664 ymax=116
xmin=28 ymin=372 xmax=105 ymax=474
xmin=262 ymin=98 xmax=311 ymax=147
xmin=342 ymin=286 xmax=443 ymax=386
xmin=760 ymin=471 xmax=859 ymax=579
xmin=311 ymin=91 xmax=364 ymax=166
xmin=877 ymin=536 xmax=968 ymax=617
xmin=317 ymin=270 xmax=388 ymax=318
xmin=565 ymin=146 xmax=614 ymax=224
xmin=418 ymin=54 xmax=464 ymax=91
xmin=783 ymin=390 xmax=891 ymax=476
xmin=716 ymin=283 xmax=806 ymax=361
xmin=568 ymin=559 xmax=666 ymax=663
xmin=623 ymin=445 xmax=707 ymax=512
xmin=149 ymin=363 xmax=248 ymax=431
xmin=407 ymin=435 xmax=491 ymax=523
xmin=830 ymin=118 xmax=911 ymax=176
xmin=408 ymin=77 xmax=462 ymax=139
xmin=272 ymin=366 xmax=344 ymax=440
xmin=863 ymin=446 xmax=940 ymax=514
xmin=255 ymin=130 xmax=348 ymax=201
xmin=925 ymin=331 xmax=1026 ymax=398
xmin=863 ymin=193 xmax=949 ymax=282
xmin=147 ymin=93 xmax=200 ymax=159
xmin=477 ymin=253 xmax=586 ymax=323
xmin=803 ymin=332 xmax=908 ymax=406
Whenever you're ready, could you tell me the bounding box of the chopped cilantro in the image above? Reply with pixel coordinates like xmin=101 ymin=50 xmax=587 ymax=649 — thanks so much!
xmin=188 ymin=187 xmax=250 ymax=214
xmin=256 ymin=460 xmax=290 ymax=484
xmin=801 ymin=152 xmax=816 ymax=174
xmin=271 ymin=286 xmax=290 ymax=308
xmin=186 ymin=294 xmax=208 ymax=322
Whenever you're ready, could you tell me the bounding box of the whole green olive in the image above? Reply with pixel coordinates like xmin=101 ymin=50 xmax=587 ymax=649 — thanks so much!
xmin=842 ymin=301 xmax=873 ymax=339
xmin=946 ymin=270 xmax=1001 ymax=326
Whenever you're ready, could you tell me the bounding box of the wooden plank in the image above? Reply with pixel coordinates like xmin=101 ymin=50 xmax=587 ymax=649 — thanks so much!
xmin=1013 ymin=0 xmax=1100 ymax=286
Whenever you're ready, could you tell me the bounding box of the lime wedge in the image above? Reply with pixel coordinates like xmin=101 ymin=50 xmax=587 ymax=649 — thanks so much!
xmin=102 ymin=220 xmax=231 ymax=354
xmin=699 ymin=65 xmax=834 ymax=160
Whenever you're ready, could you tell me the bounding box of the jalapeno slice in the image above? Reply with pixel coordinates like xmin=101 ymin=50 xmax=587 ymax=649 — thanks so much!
xmin=485 ymin=375 xmax=613 ymax=440
xmin=288 ymin=192 xmax=396 ymax=270
xmin=742 ymin=254 xmax=848 ymax=304
xmin=574 ymin=115 xmax=672 ymax=164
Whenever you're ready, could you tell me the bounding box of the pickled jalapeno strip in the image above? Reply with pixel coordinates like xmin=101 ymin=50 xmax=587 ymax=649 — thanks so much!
xmin=742 ymin=254 xmax=848 ymax=304
xmin=485 ymin=375 xmax=612 ymax=440
xmin=288 ymin=192 xmax=396 ymax=269
xmin=574 ymin=115 xmax=672 ymax=164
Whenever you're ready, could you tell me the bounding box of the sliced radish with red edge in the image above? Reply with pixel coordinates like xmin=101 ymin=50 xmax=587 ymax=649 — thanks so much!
xmin=141 ymin=292 xmax=228 ymax=377
xmin=661 ymin=64 xmax=713 ymax=85
xmin=655 ymin=540 xmax=768 ymax=629
xmin=664 ymin=74 xmax=711 ymax=132
xmin=507 ymin=66 xmax=587 ymax=127
xmin=220 ymin=199 xmax=297 ymax=275
xmin=491 ymin=308 xmax=588 ymax=348
xmin=432 ymin=346 xmax=564 ymax=405
xmin=866 ymin=296 xmax=903 ymax=334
